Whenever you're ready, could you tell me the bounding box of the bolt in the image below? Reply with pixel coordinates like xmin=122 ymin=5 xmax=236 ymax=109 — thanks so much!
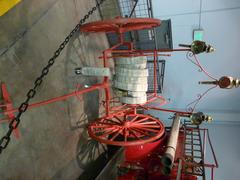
xmin=75 ymin=67 xmax=82 ymax=75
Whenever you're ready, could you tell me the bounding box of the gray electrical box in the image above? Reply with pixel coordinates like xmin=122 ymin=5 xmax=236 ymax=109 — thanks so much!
xmin=106 ymin=19 xmax=173 ymax=50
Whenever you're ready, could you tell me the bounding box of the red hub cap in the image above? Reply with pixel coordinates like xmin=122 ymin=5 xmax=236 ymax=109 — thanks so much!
xmin=80 ymin=17 xmax=161 ymax=34
xmin=88 ymin=114 xmax=165 ymax=146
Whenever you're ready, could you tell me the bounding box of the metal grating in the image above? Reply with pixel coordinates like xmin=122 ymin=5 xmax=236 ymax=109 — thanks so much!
xmin=118 ymin=0 xmax=152 ymax=18
xmin=147 ymin=60 xmax=165 ymax=93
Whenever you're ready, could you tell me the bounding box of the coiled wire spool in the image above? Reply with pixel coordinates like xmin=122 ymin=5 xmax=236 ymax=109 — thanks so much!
xmin=120 ymin=94 xmax=147 ymax=104
xmin=115 ymin=76 xmax=148 ymax=84
xmin=115 ymin=56 xmax=147 ymax=65
xmin=115 ymin=67 xmax=148 ymax=77
xmin=116 ymin=63 xmax=147 ymax=69
xmin=114 ymin=81 xmax=148 ymax=92
xmin=114 ymin=56 xmax=148 ymax=104
xmin=127 ymin=91 xmax=146 ymax=97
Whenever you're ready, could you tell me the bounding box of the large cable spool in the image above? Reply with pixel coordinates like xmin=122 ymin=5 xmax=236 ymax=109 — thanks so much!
xmin=113 ymin=56 xmax=148 ymax=104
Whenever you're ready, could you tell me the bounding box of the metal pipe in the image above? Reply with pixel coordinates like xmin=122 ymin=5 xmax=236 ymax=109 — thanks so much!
xmin=144 ymin=106 xmax=192 ymax=116
xmin=206 ymin=129 xmax=219 ymax=168
xmin=98 ymin=53 xmax=171 ymax=59
xmin=199 ymin=80 xmax=218 ymax=85
xmin=4 ymin=83 xmax=106 ymax=115
xmin=179 ymin=44 xmax=191 ymax=48
xmin=111 ymin=48 xmax=191 ymax=54
xmin=161 ymin=114 xmax=180 ymax=174
xmin=176 ymin=159 xmax=182 ymax=180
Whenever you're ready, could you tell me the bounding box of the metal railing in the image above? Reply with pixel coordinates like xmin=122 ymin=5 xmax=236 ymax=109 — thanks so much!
xmin=182 ymin=120 xmax=218 ymax=180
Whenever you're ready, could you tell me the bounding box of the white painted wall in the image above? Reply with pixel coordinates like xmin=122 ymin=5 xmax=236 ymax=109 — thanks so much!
xmin=152 ymin=0 xmax=240 ymax=114
xmin=204 ymin=124 xmax=240 ymax=180
xmin=150 ymin=0 xmax=240 ymax=179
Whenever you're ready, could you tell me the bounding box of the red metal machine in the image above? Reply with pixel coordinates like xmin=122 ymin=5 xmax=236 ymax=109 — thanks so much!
xmin=0 ymin=17 xmax=218 ymax=179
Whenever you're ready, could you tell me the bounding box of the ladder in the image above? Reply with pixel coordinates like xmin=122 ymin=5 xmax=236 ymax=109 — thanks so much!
xmin=183 ymin=119 xmax=206 ymax=179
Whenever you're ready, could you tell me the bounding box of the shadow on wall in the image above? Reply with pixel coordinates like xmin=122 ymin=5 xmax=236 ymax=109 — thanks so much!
xmin=64 ymin=31 xmax=103 ymax=129
xmin=49 ymin=31 xmax=108 ymax=180
xmin=76 ymin=130 xmax=109 ymax=180
xmin=57 ymin=30 xmax=108 ymax=178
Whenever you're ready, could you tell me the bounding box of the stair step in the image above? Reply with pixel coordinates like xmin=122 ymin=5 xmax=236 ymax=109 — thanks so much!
xmin=185 ymin=139 xmax=201 ymax=142
xmin=193 ymin=155 xmax=203 ymax=159
xmin=185 ymin=148 xmax=201 ymax=152
xmin=185 ymin=142 xmax=201 ymax=146
xmin=186 ymin=133 xmax=199 ymax=136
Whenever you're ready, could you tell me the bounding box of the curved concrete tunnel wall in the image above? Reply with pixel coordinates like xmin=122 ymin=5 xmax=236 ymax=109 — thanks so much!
xmin=0 ymin=0 xmax=110 ymax=179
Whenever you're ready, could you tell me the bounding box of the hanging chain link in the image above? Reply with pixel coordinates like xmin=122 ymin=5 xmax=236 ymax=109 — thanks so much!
xmin=0 ymin=0 xmax=106 ymax=154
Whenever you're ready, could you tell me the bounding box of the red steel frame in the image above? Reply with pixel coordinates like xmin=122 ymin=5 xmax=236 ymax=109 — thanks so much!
xmin=119 ymin=127 xmax=218 ymax=180
xmin=0 ymin=18 xmax=192 ymax=144
xmin=0 ymin=17 xmax=218 ymax=179
xmin=0 ymin=18 xmax=191 ymax=128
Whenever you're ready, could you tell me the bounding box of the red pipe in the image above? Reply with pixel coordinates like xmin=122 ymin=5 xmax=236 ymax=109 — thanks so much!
xmin=98 ymin=53 xmax=171 ymax=59
xmin=110 ymin=104 xmax=128 ymax=111
xmin=145 ymin=96 xmax=159 ymax=104
xmin=111 ymin=48 xmax=190 ymax=53
xmin=206 ymin=129 xmax=219 ymax=168
xmin=143 ymin=106 xmax=192 ymax=115
xmin=102 ymin=50 xmax=111 ymax=116
xmin=203 ymin=129 xmax=206 ymax=158
xmin=211 ymin=167 xmax=214 ymax=180
xmin=4 ymin=83 xmax=106 ymax=115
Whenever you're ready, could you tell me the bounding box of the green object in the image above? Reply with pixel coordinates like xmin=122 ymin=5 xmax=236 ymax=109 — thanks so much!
xmin=190 ymin=112 xmax=213 ymax=125
xmin=191 ymin=40 xmax=206 ymax=54
xmin=193 ymin=29 xmax=204 ymax=41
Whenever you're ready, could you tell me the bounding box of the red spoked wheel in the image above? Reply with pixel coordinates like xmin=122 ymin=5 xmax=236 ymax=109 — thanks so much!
xmin=80 ymin=17 xmax=161 ymax=34
xmin=88 ymin=114 xmax=165 ymax=146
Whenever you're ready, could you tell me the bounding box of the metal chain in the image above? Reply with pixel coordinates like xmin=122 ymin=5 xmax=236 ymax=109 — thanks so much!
xmin=0 ymin=0 xmax=106 ymax=154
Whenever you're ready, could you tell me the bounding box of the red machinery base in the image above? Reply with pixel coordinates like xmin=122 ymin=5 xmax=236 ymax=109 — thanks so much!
xmin=118 ymin=132 xmax=197 ymax=180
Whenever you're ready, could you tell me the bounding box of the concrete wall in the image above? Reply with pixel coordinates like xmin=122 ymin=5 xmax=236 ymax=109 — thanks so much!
xmin=0 ymin=0 xmax=109 ymax=179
